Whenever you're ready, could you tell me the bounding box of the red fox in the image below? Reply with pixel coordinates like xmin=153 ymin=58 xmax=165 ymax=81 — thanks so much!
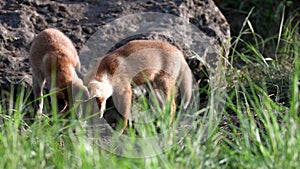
xmin=29 ymin=28 xmax=89 ymax=118
xmin=86 ymin=40 xmax=193 ymax=133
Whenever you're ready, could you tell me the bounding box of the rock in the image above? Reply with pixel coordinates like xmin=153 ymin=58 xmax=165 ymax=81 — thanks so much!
xmin=82 ymin=26 xmax=94 ymax=35
xmin=0 ymin=0 xmax=230 ymax=120
xmin=48 ymin=16 xmax=58 ymax=23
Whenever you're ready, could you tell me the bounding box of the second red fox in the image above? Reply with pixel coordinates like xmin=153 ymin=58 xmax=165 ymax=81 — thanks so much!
xmin=86 ymin=40 xmax=193 ymax=133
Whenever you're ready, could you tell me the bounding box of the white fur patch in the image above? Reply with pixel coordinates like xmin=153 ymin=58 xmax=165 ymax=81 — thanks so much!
xmin=88 ymin=79 xmax=113 ymax=99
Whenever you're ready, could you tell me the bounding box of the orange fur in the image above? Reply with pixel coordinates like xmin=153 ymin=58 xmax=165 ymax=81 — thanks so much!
xmin=86 ymin=40 xmax=193 ymax=133
xmin=29 ymin=28 xmax=88 ymax=118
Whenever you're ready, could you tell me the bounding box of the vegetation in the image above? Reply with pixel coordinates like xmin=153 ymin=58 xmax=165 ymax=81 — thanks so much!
xmin=0 ymin=1 xmax=300 ymax=168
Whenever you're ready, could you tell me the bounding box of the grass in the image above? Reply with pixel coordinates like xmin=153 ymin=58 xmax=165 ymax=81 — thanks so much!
xmin=1 ymin=7 xmax=300 ymax=169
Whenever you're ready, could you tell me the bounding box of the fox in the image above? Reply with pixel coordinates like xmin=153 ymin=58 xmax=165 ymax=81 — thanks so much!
xmin=86 ymin=40 xmax=193 ymax=133
xmin=29 ymin=28 xmax=89 ymax=119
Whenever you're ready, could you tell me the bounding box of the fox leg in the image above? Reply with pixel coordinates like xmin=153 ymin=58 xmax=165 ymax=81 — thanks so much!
xmin=112 ymin=85 xmax=132 ymax=134
xmin=156 ymin=77 xmax=176 ymax=125
xmin=165 ymin=85 xmax=176 ymax=125
xmin=168 ymin=87 xmax=176 ymax=125
xmin=32 ymin=72 xmax=46 ymax=119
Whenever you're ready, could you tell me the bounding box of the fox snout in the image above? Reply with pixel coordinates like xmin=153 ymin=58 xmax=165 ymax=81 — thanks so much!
xmin=86 ymin=80 xmax=112 ymax=119
xmin=87 ymin=82 xmax=104 ymax=117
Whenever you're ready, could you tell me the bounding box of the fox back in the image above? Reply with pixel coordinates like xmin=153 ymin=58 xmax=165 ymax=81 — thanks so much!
xmin=30 ymin=28 xmax=88 ymax=116
xmin=30 ymin=28 xmax=79 ymax=89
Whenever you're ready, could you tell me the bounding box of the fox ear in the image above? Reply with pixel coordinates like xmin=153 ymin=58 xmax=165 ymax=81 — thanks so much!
xmin=87 ymin=80 xmax=101 ymax=98
xmin=95 ymin=97 xmax=102 ymax=109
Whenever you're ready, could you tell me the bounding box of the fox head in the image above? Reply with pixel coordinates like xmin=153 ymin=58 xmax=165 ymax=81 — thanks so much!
xmin=87 ymin=80 xmax=113 ymax=118
xmin=72 ymin=78 xmax=90 ymax=101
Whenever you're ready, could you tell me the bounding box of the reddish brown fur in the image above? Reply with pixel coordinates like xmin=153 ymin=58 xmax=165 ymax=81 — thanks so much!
xmin=30 ymin=28 xmax=78 ymax=88
xmin=29 ymin=28 xmax=83 ymax=117
xmin=95 ymin=40 xmax=184 ymax=81
xmin=87 ymin=40 xmax=193 ymax=134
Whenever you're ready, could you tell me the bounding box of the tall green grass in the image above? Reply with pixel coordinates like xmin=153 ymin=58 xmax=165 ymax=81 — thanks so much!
xmin=0 ymin=11 xmax=300 ymax=169
xmin=220 ymin=12 xmax=300 ymax=168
